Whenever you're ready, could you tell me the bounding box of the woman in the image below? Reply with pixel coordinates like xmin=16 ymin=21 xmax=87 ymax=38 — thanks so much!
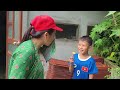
xmin=8 ymin=15 xmax=63 ymax=79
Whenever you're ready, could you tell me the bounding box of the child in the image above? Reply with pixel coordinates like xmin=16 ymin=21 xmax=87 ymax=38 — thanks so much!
xmin=69 ymin=36 xmax=98 ymax=79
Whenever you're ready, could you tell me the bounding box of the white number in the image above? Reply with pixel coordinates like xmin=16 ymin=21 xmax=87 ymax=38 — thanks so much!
xmin=77 ymin=70 xmax=80 ymax=76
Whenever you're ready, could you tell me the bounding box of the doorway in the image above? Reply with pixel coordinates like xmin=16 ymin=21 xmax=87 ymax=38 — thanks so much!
xmin=6 ymin=11 xmax=23 ymax=79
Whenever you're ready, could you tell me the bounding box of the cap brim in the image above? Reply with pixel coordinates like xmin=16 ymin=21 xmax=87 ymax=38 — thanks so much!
xmin=52 ymin=25 xmax=63 ymax=31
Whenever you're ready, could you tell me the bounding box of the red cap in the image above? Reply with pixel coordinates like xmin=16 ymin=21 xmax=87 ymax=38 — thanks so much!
xmin=30 ymin=15 xmax=63 ymax=32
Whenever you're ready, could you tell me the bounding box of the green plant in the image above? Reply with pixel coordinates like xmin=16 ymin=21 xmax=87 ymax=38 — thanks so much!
xmin=90 ymin=11 xmax=120 ymax=66
xmin=104 ymin=68 xmax=120 ymax=79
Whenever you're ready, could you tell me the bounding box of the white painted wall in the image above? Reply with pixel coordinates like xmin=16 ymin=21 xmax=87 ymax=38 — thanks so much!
xmin=22 ymin=11 xmax=108 ymax=60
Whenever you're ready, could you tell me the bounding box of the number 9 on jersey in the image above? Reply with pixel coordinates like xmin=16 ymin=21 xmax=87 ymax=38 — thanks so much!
xmin=77 ymin=70 xmax=80 ymax=76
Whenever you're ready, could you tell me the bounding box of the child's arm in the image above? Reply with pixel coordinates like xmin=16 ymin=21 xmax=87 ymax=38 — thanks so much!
xmin=69 ymin=52 xmax=75 ymax=73
xmin=89 ymin=74 xmax=94 ymax=79
xmin=89 ymin=58 xmax=98 ymax=79
xmin=69 ymin=60 xmax=74 ymax=73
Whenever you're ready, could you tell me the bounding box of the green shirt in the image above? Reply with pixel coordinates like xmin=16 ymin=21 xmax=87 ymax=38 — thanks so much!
xmin=8 ymin=40 xmax=44 ymax=79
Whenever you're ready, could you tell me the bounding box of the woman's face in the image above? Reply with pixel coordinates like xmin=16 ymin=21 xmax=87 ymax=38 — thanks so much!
xmin=44 ymin=31 xmax=56 ymax=46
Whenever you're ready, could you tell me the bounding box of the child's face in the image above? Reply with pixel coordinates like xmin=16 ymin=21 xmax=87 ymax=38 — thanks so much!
xmin=78 ymin=40 xmax=90 ymax=55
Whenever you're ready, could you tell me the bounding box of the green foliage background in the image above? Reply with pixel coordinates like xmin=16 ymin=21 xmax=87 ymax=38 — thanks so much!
xmin=90 ymin=11 xmax=120 ymax=66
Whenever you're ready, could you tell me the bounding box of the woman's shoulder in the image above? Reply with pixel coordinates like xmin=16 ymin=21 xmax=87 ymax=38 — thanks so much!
xmin=13 ymin=40 xmax=35 ymax=54
xmin=20 ymin=40 xmax=32 ymax=46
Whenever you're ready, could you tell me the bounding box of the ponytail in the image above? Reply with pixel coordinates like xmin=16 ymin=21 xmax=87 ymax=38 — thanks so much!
xmin=20 ymin=26 xmax=33 ymax=44
xmin=20 ymin=26 xmax=54 ymax=45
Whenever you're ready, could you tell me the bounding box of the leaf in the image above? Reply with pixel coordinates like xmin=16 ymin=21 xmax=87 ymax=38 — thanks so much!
xmin=114 ymin=44 xmax=119 ymax=51
xmin=110 ymin=52 xmax=115 ymax=57
xmin=106 ymin=56 xmax=116 ymax=61
xmin=94 ymin=19 xmax=112 ymax=34
xmin=105 ymin=11 xmax=116 ymax=17
xmin=115 ymin=12 xmax=120 ymax=17
xmin=110 ymin=29 xmax=120 ymax=37
xmin=94 ymin=39 xmax=103 ymax=48
xmin=100 ymin=48 xmax=110 ymax=57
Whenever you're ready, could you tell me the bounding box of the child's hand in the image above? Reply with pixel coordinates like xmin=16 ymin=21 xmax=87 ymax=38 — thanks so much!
xmin=69 ymin=57 xmax=74 ymax=63
xmin=67 ymin=52 xmax=75 ymax=63
xmin=69 ymin=52 xmax=75 ymax=63
xmin=68 ymin=56 xmax=74 ymax=73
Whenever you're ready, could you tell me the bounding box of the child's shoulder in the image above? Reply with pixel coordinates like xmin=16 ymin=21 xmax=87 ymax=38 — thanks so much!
xmin=73 ymin=53 xmax=78 ymax=57
xmin=74 ymin=53 xmax=78 ymax=55
xmin=89 ymin=56 xmax=96 ymax=62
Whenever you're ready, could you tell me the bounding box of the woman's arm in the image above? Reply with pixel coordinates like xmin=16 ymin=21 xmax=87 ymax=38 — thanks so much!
xmin=8 ymin=50 xmax=33 ymax=79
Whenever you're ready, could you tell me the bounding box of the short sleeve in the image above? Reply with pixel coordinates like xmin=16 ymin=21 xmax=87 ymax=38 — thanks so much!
xmin=89 ymin=59 xmax=98 ymax=74
xmin=8 ymin=49 xmax=34 ymax=79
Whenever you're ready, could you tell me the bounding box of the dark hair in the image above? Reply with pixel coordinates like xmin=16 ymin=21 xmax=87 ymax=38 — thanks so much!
xmin=79 ymin=35 xmax=92 ymax=46
xmin=20 ymin=26 xmax=54 ymax=44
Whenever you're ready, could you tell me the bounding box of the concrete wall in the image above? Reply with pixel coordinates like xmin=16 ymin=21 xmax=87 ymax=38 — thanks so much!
xmin=22 ymin=11 xmax=29 ymax=37
xmin=22 ymin=11 xmax=108 ymax=60
xmin=27 ymin=11 xmax=108 ymax=36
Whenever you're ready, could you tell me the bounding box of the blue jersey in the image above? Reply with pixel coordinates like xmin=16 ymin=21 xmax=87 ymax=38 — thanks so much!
xmin=72 ymin=54 xmax=98 ymax=79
